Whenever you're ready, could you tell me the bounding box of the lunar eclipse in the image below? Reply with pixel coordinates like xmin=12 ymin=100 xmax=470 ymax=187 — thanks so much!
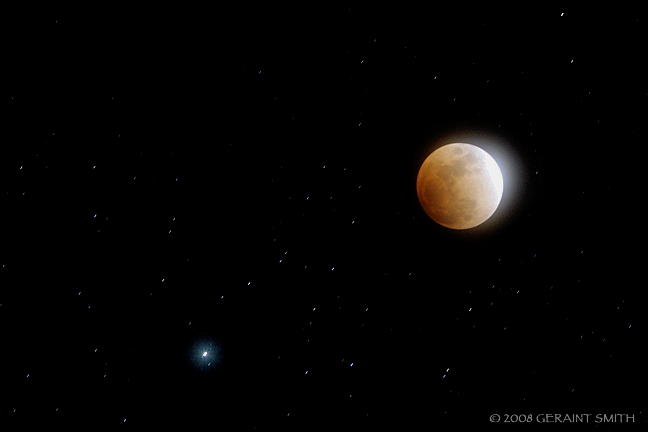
xmin=416 ymin=143 xmax=503 ymax=230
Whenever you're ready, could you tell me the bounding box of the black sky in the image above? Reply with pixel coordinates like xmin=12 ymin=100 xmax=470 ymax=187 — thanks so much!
xmin=1 ymin=6 xmax=646 ymax=430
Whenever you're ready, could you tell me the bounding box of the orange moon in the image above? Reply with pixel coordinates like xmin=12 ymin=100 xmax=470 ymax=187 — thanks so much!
xmin=416 ymin=143 xmax=503 ymax=230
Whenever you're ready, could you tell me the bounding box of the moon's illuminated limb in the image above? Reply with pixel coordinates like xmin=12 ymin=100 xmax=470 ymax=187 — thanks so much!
xmin=416 ymin=143 xmax=503 ymax=229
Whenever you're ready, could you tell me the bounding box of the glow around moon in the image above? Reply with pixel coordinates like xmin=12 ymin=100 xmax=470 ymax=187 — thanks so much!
xmin=416 ymin=143 xmax=503 ymax=230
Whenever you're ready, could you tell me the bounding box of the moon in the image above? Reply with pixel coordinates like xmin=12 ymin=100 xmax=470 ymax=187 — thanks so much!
xmin=416 ymin=143 xmax=503 ymax=230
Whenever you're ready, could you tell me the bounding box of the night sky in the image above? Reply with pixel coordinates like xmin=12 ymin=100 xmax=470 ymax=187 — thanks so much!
xmin=2 ymin=6 xmax=646 ymax=430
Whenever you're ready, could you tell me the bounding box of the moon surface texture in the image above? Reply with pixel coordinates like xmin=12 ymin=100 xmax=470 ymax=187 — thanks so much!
xmin=417 ymin=143 xmax=503 ymax=230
